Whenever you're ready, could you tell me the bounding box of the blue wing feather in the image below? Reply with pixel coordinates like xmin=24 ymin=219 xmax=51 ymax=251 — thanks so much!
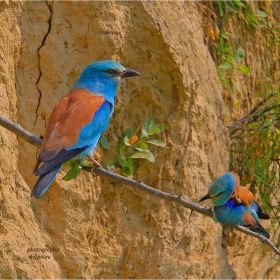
xmin=66 ymin=101 xmax=111 ymax=154
xmin=35 ymin=101 xmax=111 ymax=177
xmin=214 ymin=199 xmax=270 ymax=238
xmin=214 ymin=200 xmax=245 ymax=225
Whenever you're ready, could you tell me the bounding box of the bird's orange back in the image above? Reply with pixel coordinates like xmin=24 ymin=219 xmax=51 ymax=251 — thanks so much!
xmin=229 ymin=171 xmax=254 ymax=207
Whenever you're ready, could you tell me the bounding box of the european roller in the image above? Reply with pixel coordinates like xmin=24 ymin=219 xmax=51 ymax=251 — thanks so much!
xmin=199 ymin=171 xmax=270 ymax=238
xmin=31 ymin=60 xmax=140 ymax=198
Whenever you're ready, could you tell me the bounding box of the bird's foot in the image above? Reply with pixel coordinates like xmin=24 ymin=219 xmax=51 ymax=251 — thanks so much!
xmin=85 ymin=156 xmax=102 ymax=167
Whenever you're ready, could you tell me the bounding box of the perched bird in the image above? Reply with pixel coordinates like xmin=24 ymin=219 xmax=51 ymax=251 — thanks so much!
xmin=31 ymin=60 xmax=140 ymax=198
xmin=199 ymin=171 xmax=270 ymax=238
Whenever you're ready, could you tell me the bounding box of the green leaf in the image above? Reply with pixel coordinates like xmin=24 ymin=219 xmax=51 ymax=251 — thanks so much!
xmin=142 ymin=117 xmax=154 ymax=137
xmin=261 ymin=119 xmax=272 ymax=129
xmin=79 ymin=158 xmax=94 ymax=167
xmin=127 ymin=157 xmax=134 ymax=174
xmin=100 ymin=136 xmax=110 ymax=150
xmin=124 ymin=136 xmax=131 ymax=146
xmin=234 ymin=82 xmax=241 ymax=93
xmin=124 ymin=128 xmax=133 ymax=138
xmin=30 ymin=204 xmax=36 ymax=211
xmin=225 ymin=77 xmax=232 ymax=91
xmin=254 ymin=159 xmax=263 ymax=175
xmin=245 ymin=5 xmax=252 ymax=15
xmin=220 ymin=29 xmax=232 ymax=40
xmin=226 ymin=1 xmax=239 ymax=13
xmin=122 ymin=166 xmax=133 ymax=178
xmin=275 ymin=23 xmax=280 ymax=28
xmin=117 ymin=155 xmax=129 ymax=167
xmin=217 ymin=1 xmax=225 ymax=17
xmin=62 ymin=158 xmax=76 ymax=166
xmin=119 ymin=140 xmax=126 ymax=154
xmin=218 ymin=62 xmax=233 ymax=70
xmin=149 ymin=124 xmax=164 ymax=135
xmin=147 ymin=153 xmax=155 ymax=163
xmin=255 ymin=10 xmax=268 ymax=17
xmin=130 ymin=151 xmax=152 ymax=159
xmin=145 ymin=139 xmax=167 ymax=147
xmin=131 ymin=148 xmax=156 ymax=163
xmin=121 ymin=157 xmax=134 ymax=178
xmin=262 ymin=17 xmax=268 ymax=26
xmin=106 ymin=160 xmax=116 ymax=172
xmin=232 ymin=0 xmax=245 ymax=8
xmin=224 ymin=43 xmax=233 ymax=53
xmin=225 ymin=54 xmax=234 ymax=64
xmin=235 ymin=47 xmax=245 ymax=62
xmin=244 ymin=8 xmax=258 ymax=29
xmin=62 ymin=161 xmax=83 ymax=181
xmin=238 ymin=65 xmax=250 ymax=73
xmin=137 ymin=142 xmax=149 ymax=150
xmin=135 ymin=147 xmax=149 ymax=152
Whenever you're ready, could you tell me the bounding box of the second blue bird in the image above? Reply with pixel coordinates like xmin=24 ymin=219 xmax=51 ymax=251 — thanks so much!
xmin=199 ymin=171 xmax=270 ymax=238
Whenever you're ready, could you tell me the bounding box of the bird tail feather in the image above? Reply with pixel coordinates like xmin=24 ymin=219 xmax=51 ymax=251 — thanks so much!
xmin=249 ymin=226 xmax=270 ymax=239
xmin=31 ymin=166 xmax=61 ymax=198
xmin=254 ymin=201 xmax=270 ymax=220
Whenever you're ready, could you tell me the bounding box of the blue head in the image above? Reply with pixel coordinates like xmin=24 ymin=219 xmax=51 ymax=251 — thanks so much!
xmin=74 ymin=60 xmax=140 ymax=104
xmin=199 ymin=172 xmax=237 ymax=206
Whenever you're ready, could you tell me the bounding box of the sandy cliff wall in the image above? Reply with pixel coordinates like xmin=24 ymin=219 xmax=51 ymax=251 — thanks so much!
xmin=0 ymin=1 xmax=279 ymax=278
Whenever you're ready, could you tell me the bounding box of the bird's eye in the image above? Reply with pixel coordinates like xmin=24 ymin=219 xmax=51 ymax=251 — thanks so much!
xmin=104 ymin=69 xmax=119 ymax=76
xmin=213 ymin=191 xmax=225 ymax=198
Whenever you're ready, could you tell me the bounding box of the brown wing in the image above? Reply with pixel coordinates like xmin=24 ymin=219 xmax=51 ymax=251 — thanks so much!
xmin=232 ymin=185 xmax=254 ymax=207
xmin=35 ymin=88 xmax=105 ymax=167
xmin=229 ymin=171 xmax=254 ymax=207
xmin=243 ymin=211 xmax=259 ymax=228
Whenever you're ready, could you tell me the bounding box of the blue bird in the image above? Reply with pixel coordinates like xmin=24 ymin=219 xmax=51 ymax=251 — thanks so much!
xmin=32 ymin=60 xmax=140 ymax=198
xmin=199 ymin=171 xmax=270 ymax=238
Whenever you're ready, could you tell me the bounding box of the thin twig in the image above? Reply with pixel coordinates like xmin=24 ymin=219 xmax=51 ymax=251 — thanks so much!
xmin=85 ymin=166 xmax=213 ymax=217
xmin=0 ymin=115 xmax=279 ymax=256
xmin=227 ymin=92 xmax=278 ymax=130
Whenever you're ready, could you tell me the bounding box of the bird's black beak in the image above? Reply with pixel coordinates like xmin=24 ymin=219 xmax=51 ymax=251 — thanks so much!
xmin=198 ymin=193 xmax=211 ymax=203
xmin=121 ymin=68 xmax=140 ymax=79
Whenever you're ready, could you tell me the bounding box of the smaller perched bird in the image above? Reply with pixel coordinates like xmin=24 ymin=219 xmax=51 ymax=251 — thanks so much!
xmin=32 ymin=60 xmax=140 ymax=198
xmin=199 ymin=171 xmax=270 ymax=239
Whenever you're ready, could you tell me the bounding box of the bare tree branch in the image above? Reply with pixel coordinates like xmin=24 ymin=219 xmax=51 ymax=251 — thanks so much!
xmin=86 ymin=166 xmax=213 ymax=217
xmin=0 ymin=116 xmax=42 ymax=147
xmin=0 ymin=115 xmax=279 ymax=256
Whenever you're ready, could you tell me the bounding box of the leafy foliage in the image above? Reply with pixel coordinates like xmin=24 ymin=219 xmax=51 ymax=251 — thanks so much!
xmin=241 ymin=5 xmax=259 ymax=29
xmin=217 ymin=0 xmax=267 ymax=30
xmin=228 ymin=87 xmax=280 ymax=244
xmin=211 ymin=0 xmax=279 ymax=117
xmin=212 ymin=0 xmax=280 ymax=244
xmin=62 ymin=158 xmax=93 ymax=181
xmin=216 ymin=29 xmax=249 ymax=92
xmin=217 ymin=0 xmax=245 ymax=17
xmin=30 ymin=204 xmax=37 ymax=212
xmin=101 ymin=117 xmax=167 ymax=178
xmin=60 ymin=117 xmax=166 ymax=180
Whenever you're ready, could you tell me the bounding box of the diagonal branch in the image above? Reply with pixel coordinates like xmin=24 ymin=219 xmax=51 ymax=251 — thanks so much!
xmin=0 ymin=115 xmax=279 ymax=256
xmin=0 ymin=116 xmax=42 ymax=147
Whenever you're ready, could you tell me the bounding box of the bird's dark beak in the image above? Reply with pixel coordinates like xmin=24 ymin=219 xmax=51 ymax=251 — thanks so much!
xmin=121 ymin=68 xmax=140 ymax=79
xmin=198 ymin=193 xmax=211 ymax=203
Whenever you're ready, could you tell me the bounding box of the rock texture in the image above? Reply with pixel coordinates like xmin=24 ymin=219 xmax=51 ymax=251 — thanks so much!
xmin=0 ymin=1 xmax=278 ymax=278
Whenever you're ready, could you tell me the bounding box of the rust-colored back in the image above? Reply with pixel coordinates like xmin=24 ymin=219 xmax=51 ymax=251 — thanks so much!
xmin=41 ymin=88 xmax=105 ymax=159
